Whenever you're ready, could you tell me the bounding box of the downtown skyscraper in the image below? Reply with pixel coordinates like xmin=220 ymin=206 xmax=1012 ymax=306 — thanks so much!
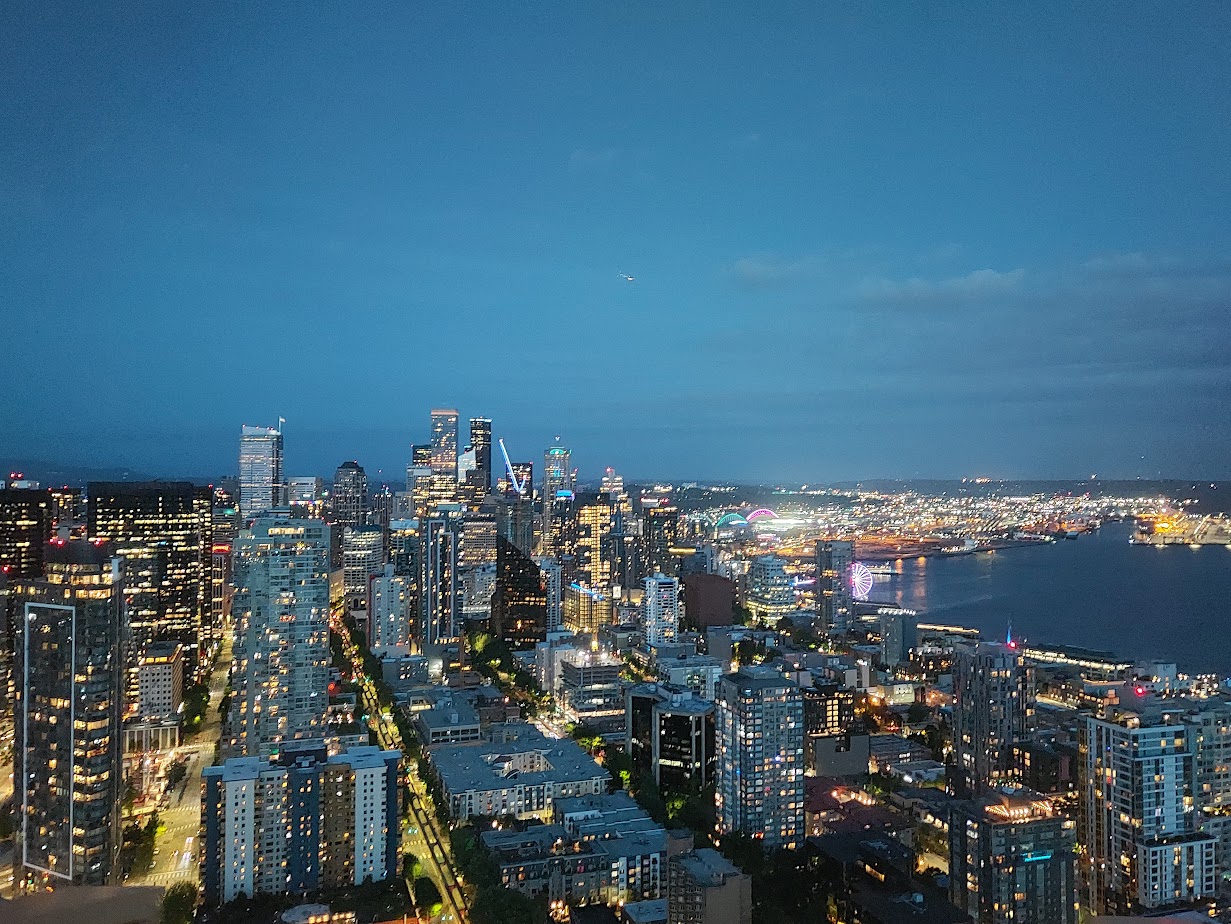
xmin=815 ymin=540 xmax=854 ymax=634
xmin=12 ymin=540 xmax=123 ymax=888
xmin=231 ymin=515 xmax=331 ymax=755
xmin=238 ymin=424 xmax=285 ymax=517
xmin=643 ymin=573 xmax=681 ymax=647
xmin=87 ymin=481 xmax=212 ymax=671
xmin=331 ymin=460 xmax=368 ymax=530
xmin=430 ymin=408 xmax=459 ymax=479
xmin=468 ymin=416 xmax=492 ymax=494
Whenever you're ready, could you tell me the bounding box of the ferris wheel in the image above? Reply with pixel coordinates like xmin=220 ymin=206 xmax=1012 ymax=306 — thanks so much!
xmin=850 ymin=562 xmax=875 ymax=600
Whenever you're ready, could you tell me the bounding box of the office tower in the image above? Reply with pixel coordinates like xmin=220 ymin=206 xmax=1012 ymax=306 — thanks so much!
xmin=202 ymin=744 xmax=400 ymax=905
xmin=627 ymin=683 xmax=716 ymax=789
xmin=1082 ymin=706 xmax=1217 ymax=913
xmin=209 ymin=487 xmax=238 ymax=646
xmin=137 ymin=641 xmax=184 ymax=722
xmin=715 ymin=666 xmax=805 ymax=849
xmin=878 ymin=606 xmax=918 ymax=666
xmin=47 ymin=486 xmax=81 ymax=531
xmin=0 ymin=488 xmax=52 ymax=579
xmin=642 ymin=505 xmax=680 ymax=580
xmin=288 ymin=476 xmax=325 ymax=512
xmin=406 ymin=459 xmax=433 ymax=517
xmin=746 ymin=554 xmax=794 ymax=620
xmin=952 ymin=641 xmax=1028 ymax=798
xmin=498 ymin=460 xmax=534 ymax=498
xmin=13 ymin=540 xmax=123 ymax=887
xmin=609 ymin=509 xmax=639 ymax=596
xmin=238 ymin=423 xmax=285 ymax=517
xmin=542 ymin=439 xmax=571 ymax=545
xmin=231 ymin=515 xmax=330 ymax=755
xmin=369 ymin=484 xmax=396 ymax=530
xmin=563 ymin=582 xmax=613 ymax=633
xmin=816 ymin=540 xmax=854 ymax=633
xmin=492 ymin=536 xmax=547 ymax=649
xmin=368 ymin=564 xmax=411 ymax=651
xmin=667 ymin=848 xmax=752 ymax=924
xmin=422 ymin=517 xmax=459 ymax=645
xmin=469 ymin=417 xmax=492 ymax=492
xmin=88 ymin=481 xmax=212 ymax=668
xmin=949 ymin=788 xmax=1077 ymax=924
xmin=342 ymin=525 xmax=384 ymax=605
xmin=458 ymin=510 xmax=498 ymax=568
xmin=644 ymin=574 xmax=681 ymax=647
xmin=332 ymin=461 xmax=368 ymax=529
xmin=430 ymin=408 xmax=459 ymax=479
xmin=575 ymin=492 xmax=613 ymax=592
xmin=497 ymin=490 xmax=535 ymax=557
xmin=545 ymin=490 xmax=577 ymax=561
xmin=536 ymin=556 xmax=563 ymax=632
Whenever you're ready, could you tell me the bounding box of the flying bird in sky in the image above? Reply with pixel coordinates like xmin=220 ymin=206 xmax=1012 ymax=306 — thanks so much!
xmin=619 ymin=273 xmax=635 ymax=282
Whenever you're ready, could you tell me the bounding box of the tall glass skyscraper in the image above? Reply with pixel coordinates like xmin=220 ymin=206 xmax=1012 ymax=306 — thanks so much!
xmin=468 ymin=417 xmax=492 ymax=493
xmin=238 ymin=424 xmax=285 ymax=517
xmin=429 ymin=409 xmax=459 ymax=479
xmin=13 ymin=540 xmax=123 ymax=888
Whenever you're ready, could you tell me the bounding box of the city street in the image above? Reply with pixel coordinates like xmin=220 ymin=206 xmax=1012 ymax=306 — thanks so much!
xmin=127 ymin=634 xmax=231 ymax=891
xmin=333 ymin=615 xmax=468 ymax=924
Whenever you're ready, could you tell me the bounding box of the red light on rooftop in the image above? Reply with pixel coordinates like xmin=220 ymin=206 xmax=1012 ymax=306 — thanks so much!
xmin=1135 ymin=686 xmax=1145 ymax=696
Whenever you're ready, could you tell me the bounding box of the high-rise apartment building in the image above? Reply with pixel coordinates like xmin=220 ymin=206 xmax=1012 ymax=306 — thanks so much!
xmin=13 ymin=540 xmax=123 ymax=887
xmin=643 ymin=574 xmax=681 ymax=647
xmin=87 ymin=481 xmax=212 ymax=668
xmin=746 ymin=555 xmax=794 ymax=621
xmin=952 ymin=641 xmax=1028 ymax=798
xmin=342 ymin=525 xmax=384 ymax=605
xmin=642 ymin=505 xmax=680 ymax=580
xmin=332 ymin=461 xmax=368 ymax=530
xmin=949 ymin=788 xmax=1077 ymax=924
xmin=0 ymin=488 xmax=53 ymax=579
xmin=238 ymin=424 xmax=285 ymax=517
xmin=468 ymin=417 xmax=492 ymax=494
xmin=816 ymin=540 xmax=854 ymax=634
xmin=231 ymin=516 xmax=330 ymax=755
xmin=536 ymin=556 xmax=563 ymax=633
xmin=430 ymin=409 xmax=459 ymax=479
xmin=368 ymin=564 xmax=411 ymax=651
xmin=201 ymin=744 xmax=400 ymax=905
xmin=1082 ymin=704 xmax=1218 ymax=914
xmin=715 ymin=666 xmax=805 ymax=849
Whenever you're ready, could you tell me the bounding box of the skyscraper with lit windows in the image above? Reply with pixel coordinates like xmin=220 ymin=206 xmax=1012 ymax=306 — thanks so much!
xmin=643 ymin=573 xmax=680 ymax=647
xmin=815 ymin=540 xmax=853 ymax=634
xmin=715 ymin=666 xmax=804 ymax=849
xmin=238 ymin=424 xmax=285 ymax=517
xmin=430 ymin=409 xmax=459 ymax=479
xmin=332 ymin=461 xmax=368 ymax=530
xmin=468 ymin=417 xmax=492 ymax=494
xmin=231 ymin=515 xmax=331 ymax=755
xmin=952 ymin=641 xmax=1028 ymax=798
xmin=13 ymin=540 xmax=123 ymax=888
xmin=0 ymin=488 xmax=52 ymax=579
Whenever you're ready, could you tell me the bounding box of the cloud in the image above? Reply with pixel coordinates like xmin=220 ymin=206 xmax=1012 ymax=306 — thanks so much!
xmin=857 ymin=268 xmax=1025 ymax=305
xmin=568 ymin=147 xmax=621 ymax=171
xmin=730 ymin=253 xmax=823 ymax=287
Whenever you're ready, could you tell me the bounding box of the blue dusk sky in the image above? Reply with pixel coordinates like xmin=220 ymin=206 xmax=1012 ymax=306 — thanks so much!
xmin=3 ymin=2 xmax=1230 ymax=483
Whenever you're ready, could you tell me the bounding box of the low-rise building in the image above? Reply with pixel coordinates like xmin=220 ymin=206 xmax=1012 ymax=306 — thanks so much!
xmin=427 ymin=722 xmax=609 ymax=822
xmin=666 ymin=848 xmax=751 ymax=924
xmin=137 ymin=641 xmax=184 ymax=723
xmin=414 ymin=696 xmax=482 ymax=745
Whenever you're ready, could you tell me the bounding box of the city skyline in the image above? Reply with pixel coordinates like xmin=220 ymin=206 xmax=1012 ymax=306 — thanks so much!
xmin=4 ymin=4 xmax=1231 ymax=482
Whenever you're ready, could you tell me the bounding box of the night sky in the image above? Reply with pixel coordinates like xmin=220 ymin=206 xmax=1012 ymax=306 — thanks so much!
xmin=4 ymin=3 xmax=1230 ymax=483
